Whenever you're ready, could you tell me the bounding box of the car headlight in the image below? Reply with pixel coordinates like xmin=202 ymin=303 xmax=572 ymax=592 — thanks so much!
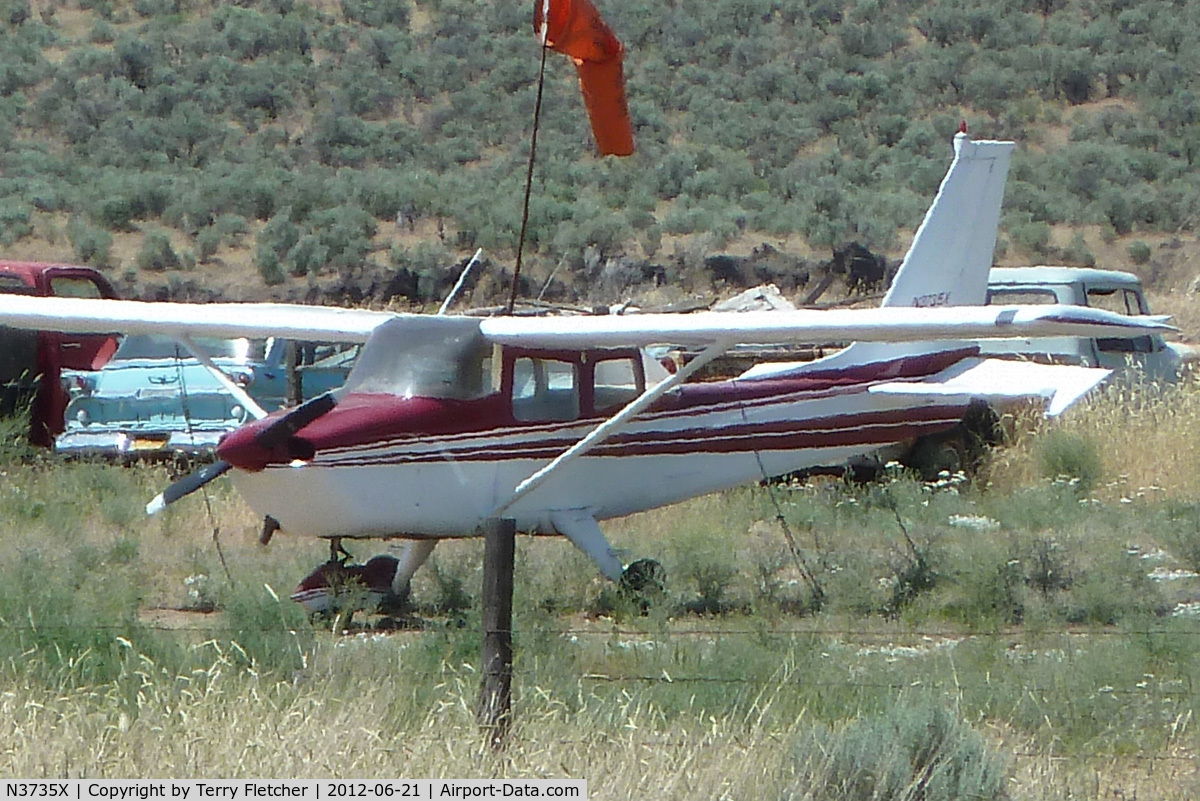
xmin=62 ymin=374 xmax=95 ymax=397
xmin=75 ymin=409 xmax=90 ymax=425
xmin=230 ymin=404 xmax=244 ymax=421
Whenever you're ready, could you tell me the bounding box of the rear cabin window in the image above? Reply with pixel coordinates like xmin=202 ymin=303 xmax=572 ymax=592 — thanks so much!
xmin=512 ymin=357 xmax=579 ymax=422
xmin=591 ymin=356 xmax=641 ymax=413
xmin=985 ymin=288 xmax=1058 ymax=305
xmin=49 ymin=276 xmax=105 ymax=298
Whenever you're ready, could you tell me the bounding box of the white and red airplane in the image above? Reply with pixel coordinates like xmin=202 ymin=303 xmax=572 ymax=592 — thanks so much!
xmin=0 ymin=133 xmax=1172 ymax=609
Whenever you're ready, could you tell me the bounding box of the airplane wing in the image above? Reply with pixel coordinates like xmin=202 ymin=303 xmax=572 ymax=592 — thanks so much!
xmin=0 ymin=295 xmax=1170 ymax=348
xmin=0 ymin=294 xmax=394 ymax=342
xmin=478 ymin=305 xmax=1173 ymax=348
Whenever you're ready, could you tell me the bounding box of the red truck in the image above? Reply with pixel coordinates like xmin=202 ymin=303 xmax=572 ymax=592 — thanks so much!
xmin=0 ymin=261 xmax=119 ymax=446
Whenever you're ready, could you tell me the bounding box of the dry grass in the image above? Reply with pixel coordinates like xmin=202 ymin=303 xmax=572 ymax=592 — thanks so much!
xmin=986 ymin=376 xmax=1200 ymax=500
xmin=0 ymin=652 xmax=799 ymax=794
xmin=6 ymin=395 xmax=1200 ymax=794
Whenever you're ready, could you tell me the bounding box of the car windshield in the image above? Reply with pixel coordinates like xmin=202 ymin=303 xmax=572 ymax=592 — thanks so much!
xmin=342 ymin=316 xmax=492 ymax=400
xmin=113 ymin=335 xmax=265 ymax=362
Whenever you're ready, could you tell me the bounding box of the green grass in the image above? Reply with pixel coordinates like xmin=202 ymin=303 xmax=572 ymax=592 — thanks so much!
xmin=3 ymin=407 xmax=1200 ymax=795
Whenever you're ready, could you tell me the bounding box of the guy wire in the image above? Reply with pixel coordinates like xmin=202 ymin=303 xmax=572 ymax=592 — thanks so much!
xmin=174 ymin=344 xmax=234 ymax=584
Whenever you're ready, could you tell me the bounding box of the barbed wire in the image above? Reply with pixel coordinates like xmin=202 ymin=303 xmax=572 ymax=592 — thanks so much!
xmin=4 ymin=623 xmax=1200 ymax=695
xmin=570 ymin=674 xmax=1198 ymax=698
xmin=2 ymin=620 xmax=1196 ymax=769
xmin=5 ymin=619 xmax=1200 ymax=639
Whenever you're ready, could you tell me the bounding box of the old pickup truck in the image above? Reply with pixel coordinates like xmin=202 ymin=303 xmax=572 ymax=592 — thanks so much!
xmin=0 ymin=261 xmax=119 ymax=446
xmin=982 ymin=267 xmax=1193 ymax=382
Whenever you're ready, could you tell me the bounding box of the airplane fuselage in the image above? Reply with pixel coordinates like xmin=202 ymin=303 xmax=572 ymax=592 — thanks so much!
xmin=218 ymin=346 xmax=976 ymax=541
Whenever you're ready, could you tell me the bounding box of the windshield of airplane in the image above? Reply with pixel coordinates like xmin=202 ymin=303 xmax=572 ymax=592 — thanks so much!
xmin=114 ymin=335 xmax=264 ymax=362
xmin=342 ymin=316 xmax=492 ymax=400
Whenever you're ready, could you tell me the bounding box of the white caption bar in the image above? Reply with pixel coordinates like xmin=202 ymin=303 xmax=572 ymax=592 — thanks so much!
xmin=1 ymin=782 xmax=586 ymax=801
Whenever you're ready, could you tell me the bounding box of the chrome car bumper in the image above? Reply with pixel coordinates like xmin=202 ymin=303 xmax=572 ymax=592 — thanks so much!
xmin=54 ymin=427 xmax=231 ymax=457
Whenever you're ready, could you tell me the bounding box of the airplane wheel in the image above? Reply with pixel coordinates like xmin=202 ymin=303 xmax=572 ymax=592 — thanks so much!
xmin=620 ymin=558 xmax=666 ymax=613
xmin=904 ymin=433 xmax=967 ymax=482
xmin=905 ymin=402 xmax=1001 ymax=482
xmin=376 ymin=585 xmax=411 ymax=617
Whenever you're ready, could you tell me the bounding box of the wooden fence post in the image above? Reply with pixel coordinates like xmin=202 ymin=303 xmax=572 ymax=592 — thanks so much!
xmin=478 ymin=517 xmax=515 ymax=749
xmin=285 ymin=339 xmax=301 ymax=406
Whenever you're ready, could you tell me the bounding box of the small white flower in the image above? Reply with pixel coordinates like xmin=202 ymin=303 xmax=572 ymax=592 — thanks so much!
xmin=948 ymin=514 xmax=1001 ymax=531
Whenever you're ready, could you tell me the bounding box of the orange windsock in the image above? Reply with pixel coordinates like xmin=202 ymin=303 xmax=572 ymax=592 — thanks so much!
xmin=534 ymin=0 xmax=634 ymax=157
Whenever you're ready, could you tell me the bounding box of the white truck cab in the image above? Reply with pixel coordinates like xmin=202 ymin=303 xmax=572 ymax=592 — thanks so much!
xmin=984 ymin=267 xmax=1192 ymax=382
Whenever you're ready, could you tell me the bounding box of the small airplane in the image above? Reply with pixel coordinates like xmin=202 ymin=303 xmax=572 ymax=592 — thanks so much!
xmin=0 ymin=133 xmax=1173 ymax=612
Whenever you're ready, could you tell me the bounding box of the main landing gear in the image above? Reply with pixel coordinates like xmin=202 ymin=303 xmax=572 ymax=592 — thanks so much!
xmin=620 ymin=558 xmax=666 ymax=613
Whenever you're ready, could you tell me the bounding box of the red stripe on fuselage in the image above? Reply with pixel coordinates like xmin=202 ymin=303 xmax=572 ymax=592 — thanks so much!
xmin=218 ymin=347 xmax=978 ymax=471
xmin=307 ymin=404 xmax=967 ymax=467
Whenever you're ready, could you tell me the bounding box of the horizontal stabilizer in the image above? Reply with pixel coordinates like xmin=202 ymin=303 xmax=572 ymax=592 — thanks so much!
xmin=869 ymin=357 xmax=1112 ymax=417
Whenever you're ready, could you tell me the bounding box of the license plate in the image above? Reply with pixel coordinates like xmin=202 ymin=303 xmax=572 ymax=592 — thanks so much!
xmin=131 ymin=437 xmax=168 ymax=451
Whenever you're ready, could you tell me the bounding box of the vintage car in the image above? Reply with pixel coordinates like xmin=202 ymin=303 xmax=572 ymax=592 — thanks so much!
xmin=55 ymin=335 xmax=358 ymax=458
xmin=982 ymin=267 xmax=1194 ymax=383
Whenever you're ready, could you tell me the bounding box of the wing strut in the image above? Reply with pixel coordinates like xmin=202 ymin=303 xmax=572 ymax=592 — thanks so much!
xmin=178 ymin=334 xmax=269 ymax=420
xmin=438 ymin=248 xmax=484 ymax=316
xmin=491 ymin=338 xmax=734 ymax=517
xmin=550 ymin=509 xmax=624 ymax=581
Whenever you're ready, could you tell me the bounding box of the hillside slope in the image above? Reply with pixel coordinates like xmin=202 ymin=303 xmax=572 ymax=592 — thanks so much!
xmin=0 ymin=0 xmax=1198 ymax=313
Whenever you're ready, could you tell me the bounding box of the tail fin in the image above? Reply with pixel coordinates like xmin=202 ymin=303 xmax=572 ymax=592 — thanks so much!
xmin=739 ymin=133 xmax=1014 ymax=381
xmin=882 ymin=133 xmax=1014 ymax=308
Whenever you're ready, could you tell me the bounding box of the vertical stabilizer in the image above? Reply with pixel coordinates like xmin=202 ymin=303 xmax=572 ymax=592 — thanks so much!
xmin=882 ymin=133 xmax=1014 ymax=308
xmin=739 ymin=133 xmax=1015 ymax=380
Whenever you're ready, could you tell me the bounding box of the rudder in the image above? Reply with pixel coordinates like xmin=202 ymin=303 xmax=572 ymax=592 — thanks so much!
xmin=882 ymin=133 xmax=1014 ymax=309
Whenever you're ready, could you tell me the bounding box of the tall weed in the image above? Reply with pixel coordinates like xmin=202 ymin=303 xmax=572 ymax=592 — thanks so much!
xmin=990 ymin=378 xmax=1200 ymax=500
xmin=1037 ymin=430 xmax=1102 ymax=494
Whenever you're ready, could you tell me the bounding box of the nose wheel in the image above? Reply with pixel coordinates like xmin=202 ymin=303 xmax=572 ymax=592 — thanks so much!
xmin=290 ymin=537 xmax=415 ymax=627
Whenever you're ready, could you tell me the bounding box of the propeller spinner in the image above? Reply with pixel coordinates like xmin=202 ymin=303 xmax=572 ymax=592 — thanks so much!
xmin=145 ymin=391 xmax=339 ymax=515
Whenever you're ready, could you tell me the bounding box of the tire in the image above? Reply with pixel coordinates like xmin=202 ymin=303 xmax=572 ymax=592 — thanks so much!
xmin=904 ymin=432 xmax=967 ymax=482
xmin=904 ymin=401 xmax=1002 ymax=482
xmin=620 ymin=558 xmax=666 ymax=613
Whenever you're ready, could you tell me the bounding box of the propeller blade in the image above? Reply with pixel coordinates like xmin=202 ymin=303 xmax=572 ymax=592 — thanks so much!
xmin=146 ymin=459 xmax=233 ymax=515
xmin=254 ymin=391 xmax=338 ymax=449
xmin=146 ymin=392 xmax=338 ymax=516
